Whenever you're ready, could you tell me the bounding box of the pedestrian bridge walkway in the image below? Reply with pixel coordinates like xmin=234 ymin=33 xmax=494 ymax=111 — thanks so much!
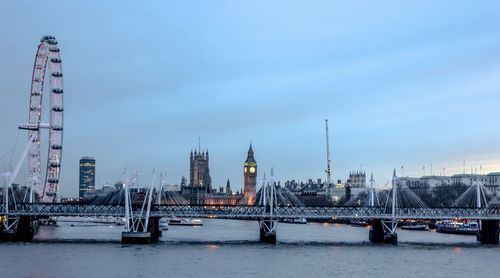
xmin=2 ymin=203 xmax=500 ymax=220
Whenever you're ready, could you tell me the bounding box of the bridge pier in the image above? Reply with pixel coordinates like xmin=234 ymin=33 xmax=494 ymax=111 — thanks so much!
xmin=477 ymin=220 xmax=499 ymax=245
xmin=369 ymin=219 xmax=384 ymax=243
xmin=259 ymin=219 xmax=277 ymax=244
xmin=0 ymin=216 xmax=37 ymax=242
xmin=122 ymin=217 xmax=160 ymax=244
xmin=369 ymin=219 xmax=397 ymax=244
xmin=121 ymin=231 xmax=152 ymax=244
xmin=148 ymin=216 xmax=162 ymax=241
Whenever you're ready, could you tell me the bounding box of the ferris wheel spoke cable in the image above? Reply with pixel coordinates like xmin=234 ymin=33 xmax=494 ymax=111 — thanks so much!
xmin=4 ymin=130 xmax=21 ymax=169
xmin=0 ymin=130 xmax=20 ymax=163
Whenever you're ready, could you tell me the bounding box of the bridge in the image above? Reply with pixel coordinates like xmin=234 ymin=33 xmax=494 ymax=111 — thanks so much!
xmin=2 ymin=170 xmax=500 ymax=245
xmin=1 ymin=36 xmax=499 ymax=245
xmin=2 ymin=157 xmax=500 ymax=245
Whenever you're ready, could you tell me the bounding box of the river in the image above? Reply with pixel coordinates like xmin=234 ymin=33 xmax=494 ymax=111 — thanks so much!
xmin=0 ymin=219 xmax=498 ymax=278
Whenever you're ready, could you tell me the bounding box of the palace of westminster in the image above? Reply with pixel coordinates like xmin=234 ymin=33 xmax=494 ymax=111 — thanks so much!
xmin=180 ymin=144 xmax=257 ymax=206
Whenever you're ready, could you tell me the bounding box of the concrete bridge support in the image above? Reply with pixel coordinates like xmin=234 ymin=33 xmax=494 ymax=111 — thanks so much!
xmin=121 ymin=217 xmax=161 ymax=244
xmin=369 ymin=219 xmax=397 ymax=244
xmin=16 ymin=216 xmax=36 ymax=241
xmin=147 ymin=216 xmax=162 ymax=241
xmin=259 ymin=219 xmax=277 ymax=244
xmin=0 ymin=216 xmax=36 ymax=242
xmin=477 ymin=220 xmax=499 ymax=245
xmin=369 ymin=219 xmax=384 ymax=243
xmin=121 ymin=231 xmax=151 ymax=244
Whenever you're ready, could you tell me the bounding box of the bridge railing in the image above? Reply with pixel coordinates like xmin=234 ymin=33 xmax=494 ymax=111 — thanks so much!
xmin=0 ymin=203 xmax=125 ymax=217
xmin=1 ymin=203 xmax=500 ymax=220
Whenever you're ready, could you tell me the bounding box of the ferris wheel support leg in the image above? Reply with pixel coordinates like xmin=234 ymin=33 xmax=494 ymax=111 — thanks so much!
xmin=2 ymin=133 xmax=36 ymax=234
xmin=4 ymin=132 xmax=37 ymax=215
xmin=6 ymin=132 xmax=37 ymax=192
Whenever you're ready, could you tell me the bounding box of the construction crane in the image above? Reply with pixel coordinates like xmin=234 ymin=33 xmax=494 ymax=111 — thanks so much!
xmin=325 ymin=119 xmax=332 ymax=197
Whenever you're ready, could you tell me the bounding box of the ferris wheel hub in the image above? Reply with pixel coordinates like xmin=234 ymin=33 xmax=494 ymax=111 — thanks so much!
xmin=18 ymin=123 xmax=51 ymax=130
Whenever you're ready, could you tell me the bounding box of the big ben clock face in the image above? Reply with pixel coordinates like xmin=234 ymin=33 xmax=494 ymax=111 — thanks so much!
xmin=249 ymin=167 xmax=256 ymax=174
xmin=244 ymin=167 xmax=248 ymax=173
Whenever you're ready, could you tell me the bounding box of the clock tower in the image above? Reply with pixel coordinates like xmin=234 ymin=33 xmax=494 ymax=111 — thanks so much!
xmin=243 ymin=144 xmax=257 ymax=205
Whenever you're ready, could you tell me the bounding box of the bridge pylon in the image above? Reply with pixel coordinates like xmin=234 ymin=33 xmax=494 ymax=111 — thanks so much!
xmin=121 ymin=176 xmax=159 ymax=244
xmin=258 ymin=171 xmax=278 ymax=243
xmin=476 ymin=186 xmax=499 ymax=244
xmin=451 ymin=181 xmax=499 ymax=244
xmin=369 ymin=170 xmax=399 ymax=244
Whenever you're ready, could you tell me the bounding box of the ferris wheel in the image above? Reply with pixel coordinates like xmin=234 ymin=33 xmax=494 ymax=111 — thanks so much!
xmin=18 ymin=35 xmax=64 ymax=202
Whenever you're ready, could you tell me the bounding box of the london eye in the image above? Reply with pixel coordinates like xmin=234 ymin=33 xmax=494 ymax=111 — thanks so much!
xmin=19 ymin=35 xmax=64 ymax=202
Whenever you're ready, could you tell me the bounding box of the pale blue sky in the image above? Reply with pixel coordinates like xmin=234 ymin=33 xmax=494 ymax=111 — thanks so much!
xmin=1 ymin=1 xmax=500 ymax=197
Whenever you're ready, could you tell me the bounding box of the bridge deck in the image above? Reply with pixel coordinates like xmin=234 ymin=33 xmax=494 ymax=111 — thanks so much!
xmin=2 ymin=203 xmax=500 ymax=220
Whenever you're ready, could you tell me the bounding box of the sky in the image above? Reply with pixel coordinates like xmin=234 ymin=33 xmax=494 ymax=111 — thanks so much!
xmin=1 ymin=1 xmax=500 ymax=198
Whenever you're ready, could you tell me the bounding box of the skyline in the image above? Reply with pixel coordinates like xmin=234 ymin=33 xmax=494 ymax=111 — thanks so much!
xmin=1 ymin=1 xmax=500 ymax=198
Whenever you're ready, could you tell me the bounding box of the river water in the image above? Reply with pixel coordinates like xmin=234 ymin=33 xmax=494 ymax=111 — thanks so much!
xmin=0 ymin=219 xmax=498 ymax=278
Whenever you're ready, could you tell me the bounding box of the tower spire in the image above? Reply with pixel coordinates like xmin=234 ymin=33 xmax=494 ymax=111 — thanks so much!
xmin=246 ymin=143 xmax=255 ymax=163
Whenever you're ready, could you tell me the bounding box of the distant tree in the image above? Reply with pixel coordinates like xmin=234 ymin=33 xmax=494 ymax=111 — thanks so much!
xmin=432 ymin=184 xmax=468 ymax=207
xmin=416 ymin=191 xmax=437 ymax=207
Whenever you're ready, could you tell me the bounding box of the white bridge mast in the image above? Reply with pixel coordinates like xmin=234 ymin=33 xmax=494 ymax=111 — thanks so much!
xmin=369 ymin=173 xmax=375 ymax=207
